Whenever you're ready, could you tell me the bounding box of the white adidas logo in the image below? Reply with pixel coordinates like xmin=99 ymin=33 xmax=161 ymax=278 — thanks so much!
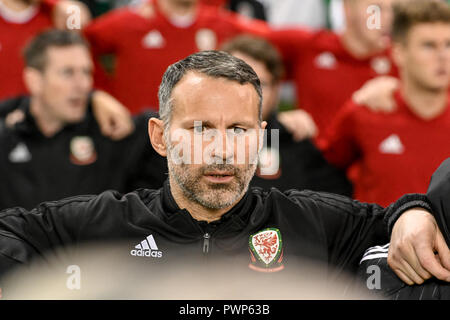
xmin=142 ymin=30 xmax=165 ymax=49
xmin=9 ymin=142 xmax=32 ymax=163
xmin=315 ymin=51 xmax=337 ymax=69
xmin=360 ymin=243 xmax=389 ymax=264
xmin=379 ymin=134 xmax=404 ymax=154
xmin=130 ymin=235 xmax=163 ymax=258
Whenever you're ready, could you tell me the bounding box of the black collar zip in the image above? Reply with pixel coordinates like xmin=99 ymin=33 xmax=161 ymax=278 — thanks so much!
xmin=202 ymin=233 xmax=210 ymax=254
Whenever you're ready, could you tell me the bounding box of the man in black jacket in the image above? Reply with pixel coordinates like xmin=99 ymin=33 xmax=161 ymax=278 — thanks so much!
xmin=0 ymin=50 xmax=449 ymax=296
xmin=0 ymin=29 xmax=167 ymax=210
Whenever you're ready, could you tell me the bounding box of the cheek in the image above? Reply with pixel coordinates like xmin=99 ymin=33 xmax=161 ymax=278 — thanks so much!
xmin=239 ymin=133 xmax=261 ymax=162
xmin=41 ymin=83 xmax=62 ymax=106
xmin=408 ymin=52 xmax=433 ymax=73
xmin=167 ymin=128 xmax=202 ymax=164
xmin=43 ymin=77 xmax=67 ymax=99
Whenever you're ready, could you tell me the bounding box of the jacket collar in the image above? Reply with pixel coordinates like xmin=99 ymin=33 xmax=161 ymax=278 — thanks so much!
xmin=159 ymin=179 xmax=262 ymax=238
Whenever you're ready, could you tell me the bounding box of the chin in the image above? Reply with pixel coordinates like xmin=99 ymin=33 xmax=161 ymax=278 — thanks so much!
xmin=65 ymin=114 xmax=86 ymax=124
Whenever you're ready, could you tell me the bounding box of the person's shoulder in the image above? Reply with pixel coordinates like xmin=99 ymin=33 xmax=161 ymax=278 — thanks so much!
xmin=0 ymin=188 xmax=161 ymax=217
xmin=282 ymin=188 xmax=351 ymax=204
xmin=252 ymin=186 xmax=344 ymax=206
xmin=307 ymin=29 xmax=342 ymax=51
xmin=82 ymin=188 xmax=162 ymax=210
xmin=340 ymin=97 xmax=381 ymax=121
xmin=313 ymin=29 xmax=340 ymax=42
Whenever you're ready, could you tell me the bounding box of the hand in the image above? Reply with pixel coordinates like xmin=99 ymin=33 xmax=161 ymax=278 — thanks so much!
xmin=388 ymin=208 xmax=450 ymax=285
xmin=352 ymin=76 xmax=399 ymax=113
xmin=52 ymin=0 xmax=91 ymax=31
xmin=4 ymin=109 xmax=25 ymax=128
xmin=277 ymin=110 xmax=318 ymax=142
xmin=92 ymin=91 xmax=135 ymax=141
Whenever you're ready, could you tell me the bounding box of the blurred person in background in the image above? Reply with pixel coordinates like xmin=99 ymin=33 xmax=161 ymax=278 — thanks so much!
xmin=268 ymin=0 xmax=400 ymax=140
xmin=0 ymin=0 xmax=91 ymax=100
xmin=82 ymin=0 xmax=269 ymax=114
xmin=0 ymin=0 xmax=138 ymax=141
xmin=318 ymin=0 xmax=450 ymax=207
xmin=221 ymin=35 xmax=352 ymax=195
xmin=0 ymin=29 xmax=167 ymax=210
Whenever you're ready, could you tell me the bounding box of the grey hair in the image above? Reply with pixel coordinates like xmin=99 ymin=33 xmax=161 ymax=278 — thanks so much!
xmin=158 ymin=50 xmax=263 ymax=132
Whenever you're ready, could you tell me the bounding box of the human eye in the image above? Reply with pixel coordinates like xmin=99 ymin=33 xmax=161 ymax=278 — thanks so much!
xmin=422 ymin=41 xmax=435 ymax=49
xmin=193 ymin=123 xmax=207 ymax=134
xmin=61 ymin=68 xmax=74 ymax=77
xmin=232 ymin=127 xmax=246 ymax=135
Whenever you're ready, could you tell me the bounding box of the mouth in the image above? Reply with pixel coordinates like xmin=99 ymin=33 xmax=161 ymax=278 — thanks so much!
xmin=203 ymin=171 xmax=235 ymax=183
xmin=68 ymin=97 xmax=86 ymax=108
xmin=436 ymin=69 xmax=448 ymax=77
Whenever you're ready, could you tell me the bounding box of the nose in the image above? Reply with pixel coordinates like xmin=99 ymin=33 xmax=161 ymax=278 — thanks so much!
xmin=73 ymin=70 xmax=93 ymax=93
xmin=206 ymin=129 xmax=235 ymax=165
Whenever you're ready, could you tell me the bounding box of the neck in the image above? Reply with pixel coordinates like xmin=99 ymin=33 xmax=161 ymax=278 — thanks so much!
xmin=169 ymin=176 xmax=236 ymax=223
xmin=401 ymin=77 xmax=448 ymax=120
xmin=157 ymin=0 xmax=197 ymax=19
xmin=30 ymin=97 xmax=65 ymax=137
xmin=0 ymin=0 xmax=33 ymax=12
xmin=340 ymin=29 xmax=384 ymax=59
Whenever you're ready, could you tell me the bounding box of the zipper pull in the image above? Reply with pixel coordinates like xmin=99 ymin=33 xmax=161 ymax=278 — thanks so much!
xmin=203 ymin=233 xmax=210 ymax=254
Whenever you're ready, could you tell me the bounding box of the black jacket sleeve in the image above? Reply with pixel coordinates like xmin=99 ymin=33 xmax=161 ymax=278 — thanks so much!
xmin=287 ymin=190 xmax=432 ymax=274
xmin=427 ymin=157 xmax=450 ymax=248
xmin=0 ymin=194 xmax=98 ymax=280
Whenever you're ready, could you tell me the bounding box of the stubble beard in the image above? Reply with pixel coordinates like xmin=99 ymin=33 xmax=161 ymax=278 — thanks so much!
xmin=167 ymin=150 xmax=257 ymax=210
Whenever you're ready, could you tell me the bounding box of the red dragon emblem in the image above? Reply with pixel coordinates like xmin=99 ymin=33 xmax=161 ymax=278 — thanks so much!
xmin=249 ymin=228 xmax=282 ymax=266
xmin=253 ymin=233 xmax=278 ymax=262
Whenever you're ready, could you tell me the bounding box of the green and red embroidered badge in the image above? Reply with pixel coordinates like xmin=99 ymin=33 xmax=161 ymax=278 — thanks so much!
xmin=248 ymin=228 xmax=284 ymax=273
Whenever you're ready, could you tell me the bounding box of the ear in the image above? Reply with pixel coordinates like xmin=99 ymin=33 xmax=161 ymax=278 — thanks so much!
xmin=148 ymin=117 xmax=167 ymax=157
xmin=392 ymin=42 xmax=405 ymax=70
xmin=23 ymin=67 xmax=43 ymax=95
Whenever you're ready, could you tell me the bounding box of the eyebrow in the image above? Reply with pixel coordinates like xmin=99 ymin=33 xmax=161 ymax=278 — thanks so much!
xmin=228 ymin=121 xmax=255 ymax=128
xmin=181 ymin=119 xmax=255 ymax=128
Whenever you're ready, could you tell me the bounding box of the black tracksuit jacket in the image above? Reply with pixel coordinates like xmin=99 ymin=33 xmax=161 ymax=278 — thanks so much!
xmin=0 ymin=96 xmax=167 ymax=210
xmin=0 ymin=178 xmax=431 ymax=286
xmin=358 ymin=158 xmax=450 ymax=299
